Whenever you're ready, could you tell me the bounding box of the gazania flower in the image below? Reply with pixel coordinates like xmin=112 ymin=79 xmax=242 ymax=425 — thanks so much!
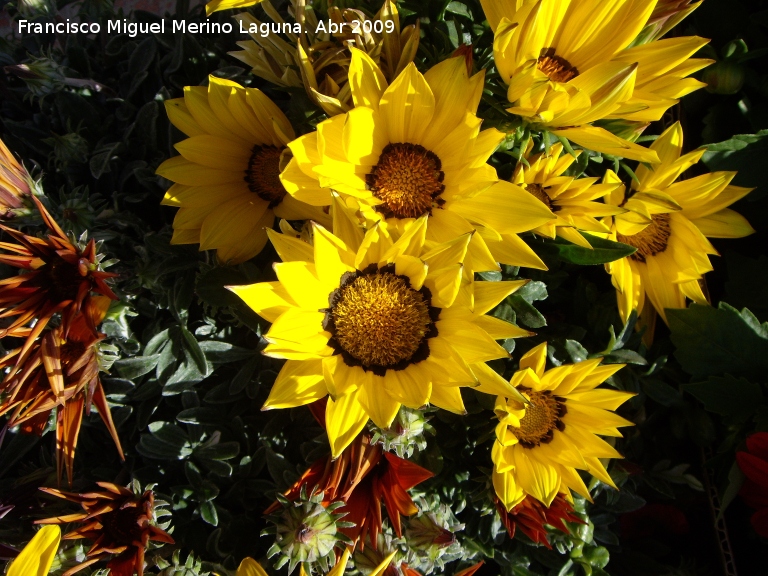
xmin=231 ymin=214 xmax=531 ymax=456
xmin=736 ymin=432 xmax=768 ymax=538
xmin=281 ymin=49 xmax=555 ymax=274
xmin=511 ymin=142 xmax=625 ymax=247
xmin=36 ymin=483 xmax=174 ymax=576
xmin=492 ymin=342 xmax=633 ymax=509
xmin=0 ymin=136 xmax=32 ymax=217
xmin=0 ymin=196 xmax=116 ymax=360
xmin=6 ymin=525 xmax=60 ymax=576
xmin=495 ymin=494 xmax=580 ymax=548
xmin=231 ymin=0 xmax=419 ymax=116
xmin=484 ymin=0 xmax=711 ymax=162
xmin=603 ymin=122 xmax=754 ymax=330
xmin=0 ymin=297 xmax=124 ymax=485
xmin=266 ymin=422 xmax=433 ymax=548
xmin=157 ymin=75 xmax=328 ymax=264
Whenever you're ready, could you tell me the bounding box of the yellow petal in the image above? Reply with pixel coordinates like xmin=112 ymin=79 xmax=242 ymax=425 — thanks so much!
xmin=229 ymin=281 xmax=295 ymax=323
xmin=326 ymin=389 xmax=370 ymax=457
xmin=9 ymin=525 xmax=61 ymax=576
xmin=206 ymin=0 xmax=263 ymax=15
xmin=237 ymin=557 xmax=269 ymax=576
xmin=349 ymin=47 xmax=388 ymax=109
xmin=263 ymin=360 xmax=327 ymax=409
xmin=380 ymin=62 xmax=435 ymax=143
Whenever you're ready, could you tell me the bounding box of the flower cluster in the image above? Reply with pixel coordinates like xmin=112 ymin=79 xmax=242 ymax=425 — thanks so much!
xmin=1 ymin=0 xmax=763 ymax=573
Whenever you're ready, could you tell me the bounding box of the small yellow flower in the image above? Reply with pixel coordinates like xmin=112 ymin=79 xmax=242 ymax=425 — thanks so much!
xmin=231 ymin=206 xmax=532 ymax=457
xmin=483 ymin=0 xmax=712 ymax=162
xmin=603 ymin=122 xmax=754 ymax=331
xmin=156 ymin=75 xmax=328 ymax=264
xmin=492 ymin=342 xmax=633 ymax=509
xmin=511 ymin=142 xmax=625 ymax=248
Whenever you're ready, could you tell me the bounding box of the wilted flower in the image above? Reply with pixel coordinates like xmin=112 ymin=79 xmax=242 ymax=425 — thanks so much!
xmin=0 ymin=297 xmax=124 ymax=485
xmin=36 ymin=482 xmax=174 ymax=576
xmin=230 ymin=0 xmax=418 ymax=116
xmin=0 ymin=196 xmax=117 ymax=359
xmin=266 ymin=408 xmax=433 ymax=550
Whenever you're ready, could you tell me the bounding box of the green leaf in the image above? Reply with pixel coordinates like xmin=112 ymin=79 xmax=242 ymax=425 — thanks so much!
xmin=718 ymin=461 xmax=746 ymax=520
xmin=642 ymin=378 xmax=681 ymax=407
xmin=176 ymin=407 xmax=225 ymax=427
xmin=181 ymin=326 xmax=208 ymax=373
xmin=199 ymin=501 xmax=219 ymax=526
xmin=114 ymin=354 xmax=161 ymax=380
xmin=536 ymin=233 xmax=636 ymax=265
xmin=509 ymin=295 xmax=546 ymax=329
xmin=668 ymin=303 xmax=768 ymax=380
xmin=198 ymin=341 xmax=257 ymax=364
xmin=89 ymin=142 xmax=121 ymax=179
xmin=683 ymin=375 xmax=764 ymax=422
xmin=702 ymin=129 xmax=768 ymax=199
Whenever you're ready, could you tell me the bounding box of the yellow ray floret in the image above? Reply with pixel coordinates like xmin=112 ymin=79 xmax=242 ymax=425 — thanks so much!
xmin=602 ymin=121 xmax=754 ymax=331
xmin=230 ymin=213 xmax=534 ymax=457
xmin=484 ymin=0 xmax=712 ymax=162
xmin=156 ymin=75 xmax=328 ymax=264
xmin=511 ymin=142 xmax=626 ymax=248
xmin=492 ymin=342 xmax=633 ymax=509
xmin=279 ymin=49 xmax=557 ymax=275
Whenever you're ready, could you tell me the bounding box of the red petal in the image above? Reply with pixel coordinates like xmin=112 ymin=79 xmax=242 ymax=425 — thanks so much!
xmin=747 ymin=433 xmax=768 ymax=461
xmin=737 ymin=452 xmax=768 ymax=487
xmin=382 ymin=452 xmax=433 ymax=489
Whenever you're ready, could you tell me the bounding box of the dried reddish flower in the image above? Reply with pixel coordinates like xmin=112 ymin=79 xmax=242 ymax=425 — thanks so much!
xmin=0 ymin=196 xmax=117 ymax=362
xmin=266 ymin=403 xmax=433 ymax=549
xmin=736 ymin=431 xmax=768 ymax=537
xmin=495 ymin=494 xmax=581 ymax=548
xmin=0 ymin=297 xmax=123 ymax=485
xmin=36 ymin=482 xmax=174 ymax=576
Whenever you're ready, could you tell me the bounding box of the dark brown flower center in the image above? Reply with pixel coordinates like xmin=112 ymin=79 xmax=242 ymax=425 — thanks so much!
xmin=511 ymin=389 xmax=567 ymax=448
xmin=525 ymin=183 xmax=553 ymax=209
xmin=60 ymin=339 xmax=87 ymax=367
xmin=38 ymin=255 xmax=85 ymax=303
xmin=100 ymin=505 xmax=145 ymax=546
xmin=537 ymin=48 xmax=579 ymax=83
xmin=245 ymin=145 xmax=286 ymax=208
xmin=365 ymin=143 xmax=445 ymax=219
xmin=323 ymin=264 xmax=440 ymax=376
xmin=616 ymin=213 xmax=671 ymax=262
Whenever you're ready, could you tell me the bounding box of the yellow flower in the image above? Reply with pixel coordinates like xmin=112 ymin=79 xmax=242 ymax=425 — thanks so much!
xmin=7 ymin=525 xmax=60 ymax=576
xmin=511 ymin=142 xmax=626 ymax=247
xmin=484 ymin=0 xmax=712 ymax=162
xmin=281 ymin=49 xmax=555 ymax=274
xmin=492 ymin=342 xmax=633 ymax=509
xmin=604 ymin=122 xmax=754 ymax=330
xmin=231 ymin=209 xmax=532 ymax=457
xmin=156 ymin=75 xmax=328 ymax=264
xmin=231 ymin=0 xmax=418 ymax=116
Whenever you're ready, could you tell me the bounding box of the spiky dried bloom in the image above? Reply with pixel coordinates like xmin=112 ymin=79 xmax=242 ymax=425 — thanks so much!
xmin=230 ymin=0 xmax=418 ymax=116
xmin=0 ymin=297 xmax=123 ymax=485
xmin=36 ymin=482 xmax=174 ymax=576
xmin=0 ymin=137 xmax=31 ymax=217
xmin=266 ymin=407 xmax=433 ymax=550
xmin=495 ymin=494 xmax=581 ymax=548
xmin=0 ymin=196 xmax=117 ymax=361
